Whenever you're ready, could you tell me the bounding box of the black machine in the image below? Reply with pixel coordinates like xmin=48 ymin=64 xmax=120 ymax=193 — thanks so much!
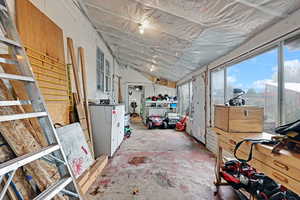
xmin=162 ymin=112 xmax=180 ymax=129
xmin=130 ymin=101 xmax=138 ymax=117
xmin=227 ymin=88 xmax=246 ymax=106
xmin=221 ymin=160 xmax=300 ymax=200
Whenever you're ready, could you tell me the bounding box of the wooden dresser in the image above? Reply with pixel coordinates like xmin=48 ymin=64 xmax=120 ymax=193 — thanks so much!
xmin=213 ymin=128 xmax=300 ymax=196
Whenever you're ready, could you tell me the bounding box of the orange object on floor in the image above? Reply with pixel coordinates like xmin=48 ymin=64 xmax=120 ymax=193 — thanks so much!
xmin=176 ymin=115 xmax=189 ymax=131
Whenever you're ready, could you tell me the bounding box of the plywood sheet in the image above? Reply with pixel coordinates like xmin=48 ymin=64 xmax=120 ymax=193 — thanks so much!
xmin=56 ymin=123 xmax=94 ymax=178
xmin=16 ymin=0 xmax=69 ymax=124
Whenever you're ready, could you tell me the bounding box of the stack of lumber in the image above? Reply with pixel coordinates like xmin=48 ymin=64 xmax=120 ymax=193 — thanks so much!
xmin=76 ymin=156 xmax=108 ymax=194
xmin=67 ymin=38 xmax=94 ymax=157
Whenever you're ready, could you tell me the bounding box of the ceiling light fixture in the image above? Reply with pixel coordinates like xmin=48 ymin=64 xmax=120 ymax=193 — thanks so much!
xmin=138 ymin=20 xmax=149 ymax=35
xmin=139 ymin=25 xmax=144 ymax=34
xmin=150 ymin=64 xmax=155 ymax=72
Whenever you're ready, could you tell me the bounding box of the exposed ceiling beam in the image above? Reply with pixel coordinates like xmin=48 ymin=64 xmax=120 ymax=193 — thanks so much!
xmin=118 ymin=57 xmax=184 ymax=78
xmin=130 ymin=0 xmax=207 ymax=27
xmin=111 ymin=45 xmax=194 ymax=71
xmin=85 ymin=2 xmax=195 ymax=43
xmin=99 ymin=29 xmax=185 ymax=57
xmin=115 ymin=52 xmax=189 ymax=74
xmin=234 ymin=0 xmax=287 ymax=18
xmin=94 ymin=22 xmax=189 ymax=52
xmin=119 ymin=59 xmax=182 ymax=81
xmin=98 ymin=30 xmax=202 ymax=67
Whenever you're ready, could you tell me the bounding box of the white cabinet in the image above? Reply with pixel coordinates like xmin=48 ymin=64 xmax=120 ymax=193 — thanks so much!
xmin=90 ymin=104 xmax=125 ymax=157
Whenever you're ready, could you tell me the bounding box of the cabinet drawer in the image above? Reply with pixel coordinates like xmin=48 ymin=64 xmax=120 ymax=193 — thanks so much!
xmin=250 ymin=157 xmax=300 ymax=195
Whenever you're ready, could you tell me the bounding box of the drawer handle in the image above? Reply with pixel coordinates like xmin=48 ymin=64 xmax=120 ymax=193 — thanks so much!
xmin=229 ymin=139 xmax=236 ymax=145
xmin=272 ymin=172 xmax=289 ymax=184
xmin=273 ymin=160 xmax=289 ymax=171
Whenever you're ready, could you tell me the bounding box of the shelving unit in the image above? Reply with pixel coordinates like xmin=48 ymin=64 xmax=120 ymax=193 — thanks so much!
xmin=142 ymin=100 xmax=177 ymax=125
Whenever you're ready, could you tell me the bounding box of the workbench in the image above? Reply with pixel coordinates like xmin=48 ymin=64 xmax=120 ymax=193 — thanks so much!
xmin=213 ymin=127 xmax=300 ymax=197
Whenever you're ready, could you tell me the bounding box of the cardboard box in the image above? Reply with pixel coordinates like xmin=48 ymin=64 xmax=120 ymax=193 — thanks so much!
xmin=214 ymin=105 xmax=263 ymax=133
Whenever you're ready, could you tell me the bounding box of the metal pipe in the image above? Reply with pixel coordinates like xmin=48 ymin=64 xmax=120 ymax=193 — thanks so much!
xmin=0 ymin=170 xmax=16 ymax=200
xmin=61 ymin=189 xmax=80 ymax=198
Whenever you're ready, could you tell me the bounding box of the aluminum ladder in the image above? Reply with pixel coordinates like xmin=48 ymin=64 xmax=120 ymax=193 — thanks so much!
xmin=0 ymin=0 xmax=83 ymax=199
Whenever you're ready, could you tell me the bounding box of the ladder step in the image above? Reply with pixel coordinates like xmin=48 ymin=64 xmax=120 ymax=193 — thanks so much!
xmin=0 ymin=144 xmax=60 ymax=176
xmin=0 ymin=36 xmax=21 ymax=48
xmin=0 ymin=73 xmax=35 ymax=82
xmin=0 ymin=100 xmax=31 ymax=107
xmin=33 ymin=177 xmax=73 ymax=200
xmin=0 ymin=112 xmax=47 ymax=122
xmin=0 ymin=57 xmax=18 ymax=65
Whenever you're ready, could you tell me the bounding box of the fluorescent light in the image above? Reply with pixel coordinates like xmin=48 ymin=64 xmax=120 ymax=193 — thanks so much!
xmin=139 ymin=26 xmax=144 ymax=34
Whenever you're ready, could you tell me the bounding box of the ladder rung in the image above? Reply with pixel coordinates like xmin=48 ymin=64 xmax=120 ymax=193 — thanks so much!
xmin=0 ymin=144 xmax=60 ymax=176
xmin=0 ymin=112 xmax=47 ymax=122
xmin=0 ymin=4 xmax=8 ymax=12
xmin=0 ymin=73 xmax=35 ymax=82
xmin=0 ymin=36 xmax=21 ymax=48
xmin=0 ymin=100 xmax=31 ymax=106
xmin=0 ymin=57 xmax=18 ymax=65
xmin=33 ymin=177 xmax=73 ymax=200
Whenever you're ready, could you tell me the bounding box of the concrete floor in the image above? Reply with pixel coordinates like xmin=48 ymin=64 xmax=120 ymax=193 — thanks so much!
xmin=85 ymin=122 xmax=239 ymax=200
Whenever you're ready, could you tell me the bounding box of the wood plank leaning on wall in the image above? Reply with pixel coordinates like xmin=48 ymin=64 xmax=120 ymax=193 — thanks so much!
xmin=67 ymin=38 xmax=94 ymax=157
xmin=16 ymin=0 xmax=70 ymax=125
xmin=79 ymin=47 xmax=93 ymax=151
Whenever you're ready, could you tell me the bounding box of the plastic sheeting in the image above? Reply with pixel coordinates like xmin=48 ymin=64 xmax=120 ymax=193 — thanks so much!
xmin=82 ymin=0 xmax=300 ymax=81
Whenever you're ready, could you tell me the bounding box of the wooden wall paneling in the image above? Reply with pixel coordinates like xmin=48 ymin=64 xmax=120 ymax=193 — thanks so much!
xmin=15 ymin=0 xmax=69 ymax=125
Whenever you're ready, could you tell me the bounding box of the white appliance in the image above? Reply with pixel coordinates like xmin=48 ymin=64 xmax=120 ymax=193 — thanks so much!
xmin=90 ymin=104 xmax=125 ymax=157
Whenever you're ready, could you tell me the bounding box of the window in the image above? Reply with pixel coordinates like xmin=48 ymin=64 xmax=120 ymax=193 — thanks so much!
xmin=96 ymin=47 xmax=104 ymax=91
xmin=105 ymin=59 xmax=111 ymax=92
xmin=283 ymin=36 xmax=300 ymax=123
xmin=211 ymin=69 xmax=225 ymax=125
xmin=226 ymin=49 xmax=278 ymax=132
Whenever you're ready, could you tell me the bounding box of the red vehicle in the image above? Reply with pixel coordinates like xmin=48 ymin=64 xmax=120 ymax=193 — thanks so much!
xmin=146 ymin=115 xmax=164 ymax=129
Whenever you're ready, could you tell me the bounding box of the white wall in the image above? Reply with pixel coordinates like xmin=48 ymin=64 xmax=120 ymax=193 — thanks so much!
xmin=121 ymin=67 xmax=176 ymax=112
xmin=8 ymin=0 xmax=122 ymax=100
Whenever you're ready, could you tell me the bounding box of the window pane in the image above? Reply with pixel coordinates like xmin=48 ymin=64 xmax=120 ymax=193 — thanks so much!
xmin=211 ymin=69 xmax=224 ymax=125
xmin=226 ymin=49 xmax=278 ymax=132
xmin=283 ymin=36 xmax=300 ymax=123
xmin=96 ymin=47 xmax=104 ymax=91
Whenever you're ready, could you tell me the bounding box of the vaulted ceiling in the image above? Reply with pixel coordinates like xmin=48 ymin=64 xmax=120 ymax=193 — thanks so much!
xmin=80 ymin=0 xmax=300 ymax=81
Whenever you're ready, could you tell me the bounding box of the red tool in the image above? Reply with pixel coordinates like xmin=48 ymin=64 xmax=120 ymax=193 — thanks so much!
xmin=176 ymin=115 xmax=188 ymax=131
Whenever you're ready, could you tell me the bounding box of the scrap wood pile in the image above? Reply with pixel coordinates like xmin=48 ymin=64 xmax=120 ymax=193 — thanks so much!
xmin=0 ymin=69 xmax=67 ymax=199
